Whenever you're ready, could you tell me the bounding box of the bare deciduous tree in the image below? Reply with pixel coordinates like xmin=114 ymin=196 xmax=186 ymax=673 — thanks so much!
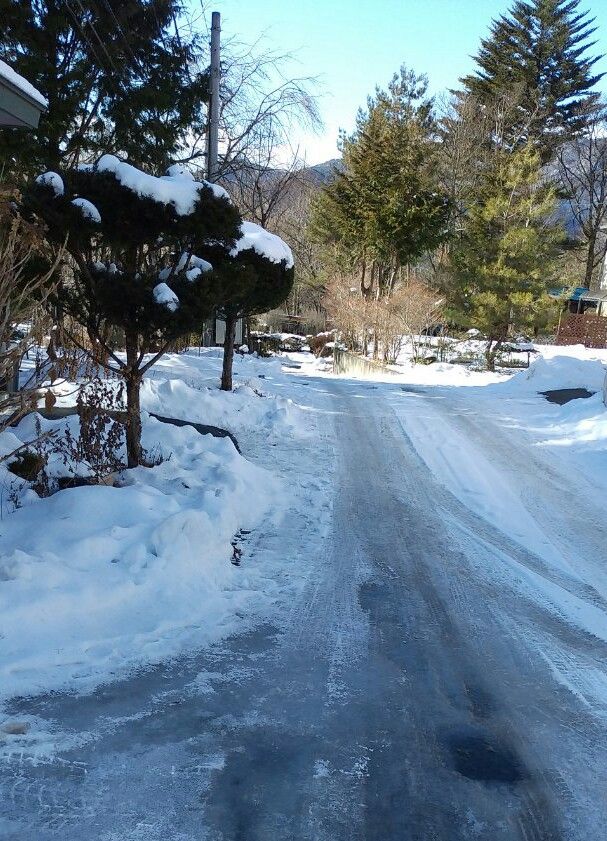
xmin=183 ymin=37 xmax=321 ymax=184
xmin=557 ymin=108 xmax=607 ymax=289
xmin=383 ymin=280 xmax=444 ymax=364
xmin=0 ymin=197 xmax=61 ymax=438
xmin=325 ymin=269 xmax=443 ymax=365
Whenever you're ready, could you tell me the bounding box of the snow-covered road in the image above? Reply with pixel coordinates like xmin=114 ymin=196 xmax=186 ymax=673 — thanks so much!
xmin=2 ymin=372 xmax=607 ymax=840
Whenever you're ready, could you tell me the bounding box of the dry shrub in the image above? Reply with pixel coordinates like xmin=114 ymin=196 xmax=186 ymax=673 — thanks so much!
xmin=378 ymin=281 xmax=444 ymax=363
xmin=324 ymin=272 xmax=443 ymax=363
xmin=0 ymin=193 xmax=62 ymax=437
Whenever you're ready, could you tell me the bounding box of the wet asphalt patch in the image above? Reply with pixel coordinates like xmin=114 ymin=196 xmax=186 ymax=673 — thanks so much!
xmin=447 ymin=733 xmax=526 ymax=784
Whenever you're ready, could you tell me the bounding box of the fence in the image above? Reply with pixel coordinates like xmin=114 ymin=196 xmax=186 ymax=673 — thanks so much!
xmin=556 ymin=313 xmax=607 ymax=349
xmin=333 ymin=348 xmax=395 ymax=378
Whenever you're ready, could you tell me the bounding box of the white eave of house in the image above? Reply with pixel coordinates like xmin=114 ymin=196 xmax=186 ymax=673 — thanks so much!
xmin=0 ymin=58 xmax=47 ymax=129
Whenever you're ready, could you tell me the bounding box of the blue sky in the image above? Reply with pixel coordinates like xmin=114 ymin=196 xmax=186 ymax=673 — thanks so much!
xmin=205 ymin=0 xmax=607 ymax=164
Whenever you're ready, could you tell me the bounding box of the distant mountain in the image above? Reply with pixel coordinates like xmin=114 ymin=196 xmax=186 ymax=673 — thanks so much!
xmin=302 ymin=158 xmax=342 ymax=186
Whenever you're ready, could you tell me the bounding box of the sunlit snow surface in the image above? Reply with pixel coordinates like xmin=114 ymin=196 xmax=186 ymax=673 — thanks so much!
xmin=2 ymin=342 xmax=607 ymax=840
xmin=0 ymin=58 xmax=47 ymax=107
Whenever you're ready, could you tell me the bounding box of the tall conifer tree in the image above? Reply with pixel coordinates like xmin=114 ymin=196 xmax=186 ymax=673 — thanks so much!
xmin=0 ymin=1 xmax=208 ymax=178
xmin=461 ymin=0 xmax=604 ymax=159
xmin=312 ymin=67 xmax=449 ymax=296
xmin=448 ymin=145 xmax=562 ymax=369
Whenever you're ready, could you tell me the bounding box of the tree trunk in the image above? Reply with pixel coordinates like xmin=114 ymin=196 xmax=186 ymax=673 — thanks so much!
xmin=485 ymin=338 xmax=502 ymax=372
xmin=221 ymin=312 xmax=237 ymax=392
xmin=125 ymin=373 xmax=142 ymax=468
xmin=124 ymin=330 xmax=142 ymax=468
xmin=584 ymin=233 xmax=597 ymax=289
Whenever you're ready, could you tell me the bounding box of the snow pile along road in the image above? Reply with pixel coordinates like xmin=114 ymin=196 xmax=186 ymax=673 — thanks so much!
xmin=496 ymin=353 xmax=607 ymax=395
xmin=0 ymin=411 xmax=285 ymax=703
xmin=141 ymin=376 xmax=301 ymax=437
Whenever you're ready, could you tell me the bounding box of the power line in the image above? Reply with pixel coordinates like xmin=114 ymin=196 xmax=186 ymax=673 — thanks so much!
xmin=70 ymin=0 xmax=120 ymax=77
xmin=96 ymin=0 xmax=146 ymax=78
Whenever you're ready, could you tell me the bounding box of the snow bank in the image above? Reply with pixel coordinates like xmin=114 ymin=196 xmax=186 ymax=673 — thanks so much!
xmin=0 ymin=413 xmax=283 ymax=702
xmin=95 ymin=154 xmax=229 ymax=213
xmin=141 ymin=376 xmax=300 ymax=436
xmin=0 ymin=58 xmax=47 ymax=107
xmin=231 ymin=220 xmax=294 ymax=268
xmin=497 ymin=354 xmax=607 ymax=395
xmin=0 ymin=346 xmax=324 ymax=711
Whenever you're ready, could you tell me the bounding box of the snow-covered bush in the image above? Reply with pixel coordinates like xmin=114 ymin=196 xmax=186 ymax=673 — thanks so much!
xmin=202 ymin=222 xmax=294 ymax=391
xmin=24 ymin=156 xmax=242 ymax=466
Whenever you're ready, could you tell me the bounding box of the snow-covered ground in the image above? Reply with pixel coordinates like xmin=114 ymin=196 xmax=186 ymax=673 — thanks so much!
xmin=0 ymin=350 xmax=330 ymax=714
xmin=2 ymin=340 xmax=607 ymax=838
xmin=2 ymin=339 xmax=607 ymax=753
xmin=384 ymin=341 xmax=607 ymax=499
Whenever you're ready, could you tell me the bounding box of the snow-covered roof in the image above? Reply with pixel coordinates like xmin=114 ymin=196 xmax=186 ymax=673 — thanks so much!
xmin=231 ymin=220 xmax=294 ymax=269
xmin=94 ymin=155 xmax=229 ymax=214
xmin=0 ymin=59 xmax=47 ymax=108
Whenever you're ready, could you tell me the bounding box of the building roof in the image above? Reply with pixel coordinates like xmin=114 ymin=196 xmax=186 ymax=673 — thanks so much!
xmin=0 ymin=59 xmax=47 ymax=129
xmin=579 ymin=289 xmax=607 ymax=303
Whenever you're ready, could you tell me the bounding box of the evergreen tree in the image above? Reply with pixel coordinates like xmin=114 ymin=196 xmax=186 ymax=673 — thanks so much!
xmin=449 ymin=144 xmax=562 ymax=370
xmin=461 ymin=0 xmax=604 ymax=159
xmin=24 ymin=157 xmax=241 ymax=466
xmin=0 ymin=1 xmax=208 ymax=179
xmin=203 ymin=224 xmax=294 ymax=391
xmin=311 ymin=67 xmax=449 ymax=297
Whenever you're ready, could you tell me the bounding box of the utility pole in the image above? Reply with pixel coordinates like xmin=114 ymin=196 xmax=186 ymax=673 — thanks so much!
xmin=207 ymin=11 xmax=221 ymax=182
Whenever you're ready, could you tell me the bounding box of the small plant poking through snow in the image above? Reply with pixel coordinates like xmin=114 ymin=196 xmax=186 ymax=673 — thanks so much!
xmin=56 ymin=379 xmax=126 ymax=483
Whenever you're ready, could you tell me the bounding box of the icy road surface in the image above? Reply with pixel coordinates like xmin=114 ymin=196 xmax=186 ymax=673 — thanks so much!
xmin=2 ymin=374 xmax=607 ymax=840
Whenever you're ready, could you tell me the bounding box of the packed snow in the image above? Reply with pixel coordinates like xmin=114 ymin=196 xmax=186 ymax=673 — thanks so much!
xmin=71 ymin=196 xmax=101 ymax=223
xmin=0 ymin=58 xmax=47 ymax=108
xmin=231 ymin=220 xmax=295 ymax=268
xmin=153 ymin=282 xmax=179 ymax=311
xmin=35 ymin=171 xmax=64 ymax=196
xmin=94 ymin=154 xmax=229 ymax=212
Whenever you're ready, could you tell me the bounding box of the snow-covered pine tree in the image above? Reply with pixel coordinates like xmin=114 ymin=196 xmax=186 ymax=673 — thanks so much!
xmin=461 ymin=0 xmax=605 ymax=160
xmin=25 ymin=156 xmax=241 ymax=467
xmin=202 ymin=222 xmax=295 ymax=391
